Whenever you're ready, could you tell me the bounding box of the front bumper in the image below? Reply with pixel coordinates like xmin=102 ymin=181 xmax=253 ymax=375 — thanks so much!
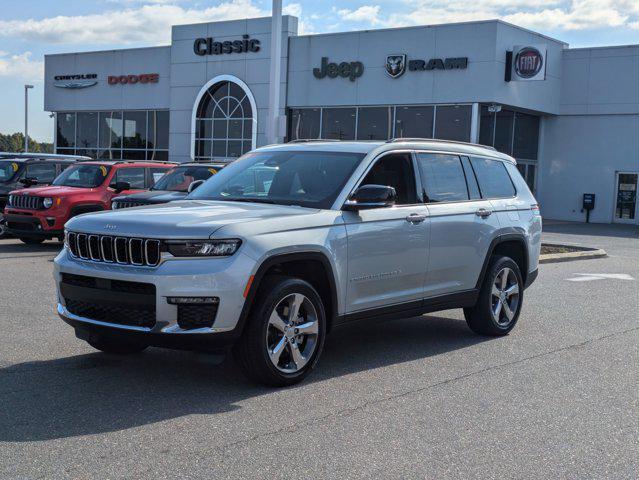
xmin=54 ymin=248 xmax=257 ymax=349
xmin=4 ymin=212 xmax=63 ymax=239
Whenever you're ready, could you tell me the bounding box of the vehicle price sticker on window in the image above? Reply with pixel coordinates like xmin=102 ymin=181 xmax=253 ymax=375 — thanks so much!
xmin=99 ymin=166 xmax=108 ymax=176
xmin=153 ymin=173 xmax=165 ymax=182
xmin=208 ymin=168 xmax=218 ymax=175
xmin=12 ymin=163 xmax=18 ymax=172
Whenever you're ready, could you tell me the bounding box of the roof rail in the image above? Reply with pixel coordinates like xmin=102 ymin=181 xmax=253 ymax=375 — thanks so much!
xmin=386 ymin=138 xmax=497 ymax=151
xmin=0 ymin=152 xmax=92 ymax=160
xmin=287 ymin=139 xmax=342 ymax=143
xmin=76 ymin=159 xmax=178 ymax=164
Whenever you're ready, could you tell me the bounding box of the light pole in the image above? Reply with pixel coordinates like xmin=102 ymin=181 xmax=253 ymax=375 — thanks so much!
xmin=24 ymin=84 xmax=34 ymax=152
xmin=267 ymin=0 xmax=282 ymax=145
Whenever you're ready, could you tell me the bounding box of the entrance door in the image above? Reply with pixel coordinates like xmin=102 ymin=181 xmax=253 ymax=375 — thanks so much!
xmin=614 ymin=173 xmax=638 ymax=223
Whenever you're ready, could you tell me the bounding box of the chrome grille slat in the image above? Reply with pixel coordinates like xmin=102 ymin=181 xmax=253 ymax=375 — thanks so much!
xmin=65 ymin=232 xmax=162 ymax=267
xmin=12 ymin=195 xmax=42 ymax=210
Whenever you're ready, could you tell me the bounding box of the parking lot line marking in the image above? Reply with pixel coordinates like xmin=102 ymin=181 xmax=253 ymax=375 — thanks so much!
xmin=567 ymin=273 xmax=635 ymax=282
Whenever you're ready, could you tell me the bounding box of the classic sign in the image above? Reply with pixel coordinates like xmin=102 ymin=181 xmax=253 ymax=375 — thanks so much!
xmin=313 ymin=57 xmax=364 ymax=82
xmin=194 ymin=35 xmax=260 ymax=56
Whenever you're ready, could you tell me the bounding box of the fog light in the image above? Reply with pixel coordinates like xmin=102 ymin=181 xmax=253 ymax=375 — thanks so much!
xmin=167 ymin=296 xmax=219 ymax=305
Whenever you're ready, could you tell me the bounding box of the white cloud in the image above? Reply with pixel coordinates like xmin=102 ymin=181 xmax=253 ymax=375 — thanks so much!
xmin=337 ymin=5 xmax=382 ymax=25
xmin=0 ymin=0 xmax=266 ymax=45
xmin=0 ymin=51 xmax=43 ymax=83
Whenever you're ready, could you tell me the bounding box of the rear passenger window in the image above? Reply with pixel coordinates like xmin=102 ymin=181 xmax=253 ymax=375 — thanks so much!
xmin=116 ymin=168 xmax=146 ymax=188
xmin=461 ymin=157 xmax=481 ymax=200
xmin=470 ymin=157 xmax=516 ymax=198
xmin=26 ymin=163 xmax=57 ymax=183
xmin=416 ymin=153 xmax=469 ymax=203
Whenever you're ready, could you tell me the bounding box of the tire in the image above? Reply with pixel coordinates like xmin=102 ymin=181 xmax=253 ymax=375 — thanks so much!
xmin=19 ymin=237 xmax=45 ymax=245
xmin=464 ymin=255 xmax=524 ymax=336
xmin=87 ymin=336 xmax=148 ymax=354
xmin=233 ymin=275 xmax=327 ymax=387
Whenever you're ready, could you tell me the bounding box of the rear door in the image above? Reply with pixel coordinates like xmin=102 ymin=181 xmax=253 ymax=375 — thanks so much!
xmin=417 ymin=152 xmax=500 ymax=297
xmin=343 ymin=152 xmax=430 ymax=312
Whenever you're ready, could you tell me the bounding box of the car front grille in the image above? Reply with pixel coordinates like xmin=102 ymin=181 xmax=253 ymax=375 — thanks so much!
xmin=112 ymin=201 xmax=148 ymax=209
xmin=9 ymin=194 xmax=43 ymax=210
xmin=177 ymin=304 xmax=219 ymax=330
xmin=65 ymin=299 xmax=156 ymax=328
xmin=66 ymin=232 xmax=161 ymax=267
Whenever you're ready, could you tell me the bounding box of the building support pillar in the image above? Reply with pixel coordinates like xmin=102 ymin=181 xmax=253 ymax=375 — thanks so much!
xmin=470 ymin=102 xmax=480 ymax=144
xmin=267 ymin=0 xmax=283 ymax=145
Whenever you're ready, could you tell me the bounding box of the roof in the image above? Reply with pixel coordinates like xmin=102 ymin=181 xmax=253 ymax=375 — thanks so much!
xmin=256 ymin=139 xmax=516 ymax=164
xmin=0 ymin=152 xmax=90 ymax=162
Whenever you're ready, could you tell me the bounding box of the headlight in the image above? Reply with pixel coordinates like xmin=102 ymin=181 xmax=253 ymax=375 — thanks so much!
xmin=43 ymin=197 xmax=53 ymax=209
xmin=165 ymin=239 xmax=242 ymax=257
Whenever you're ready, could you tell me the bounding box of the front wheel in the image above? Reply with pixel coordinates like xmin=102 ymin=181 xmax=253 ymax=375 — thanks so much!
xmin=234 ymin=276 xmax=327 ymax=387
xmin=19 ymin=237 xmax=44 ymax=245
xmin=464 ymin=256 xmax=524 ymax=336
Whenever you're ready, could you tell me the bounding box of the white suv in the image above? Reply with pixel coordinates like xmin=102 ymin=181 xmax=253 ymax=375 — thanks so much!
xmin=54 ymin=140 xmax=542 ymax=386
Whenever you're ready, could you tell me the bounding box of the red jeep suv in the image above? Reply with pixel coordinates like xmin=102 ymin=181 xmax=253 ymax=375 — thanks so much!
xmin=4 ymin=160 xmax=174 ymax=244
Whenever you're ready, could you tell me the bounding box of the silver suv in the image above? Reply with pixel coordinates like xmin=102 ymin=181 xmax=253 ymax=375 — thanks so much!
xmin=54 ymin=140 xmax=541 ymax=386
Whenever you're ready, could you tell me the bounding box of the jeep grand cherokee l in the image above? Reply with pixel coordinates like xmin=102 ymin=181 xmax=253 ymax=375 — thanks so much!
xmin=4 ymin=160 xmax=174 ymax=244
xmin=53 ymin=140 xmax=541 ymax=386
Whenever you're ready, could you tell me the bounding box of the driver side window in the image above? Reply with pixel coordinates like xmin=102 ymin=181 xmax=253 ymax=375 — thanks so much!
xmin=360 ymin=153 xmax=417 ymax=205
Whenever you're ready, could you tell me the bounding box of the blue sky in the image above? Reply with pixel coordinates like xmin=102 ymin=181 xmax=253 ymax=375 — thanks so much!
xmin=1 ymin=0 xmax=638 ymax=143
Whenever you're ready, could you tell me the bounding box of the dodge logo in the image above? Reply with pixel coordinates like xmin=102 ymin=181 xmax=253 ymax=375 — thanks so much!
xmin=386 ymin=54 xmax=406 ymax=79
xmin=514 ymin=47 xmax=543 ymax=79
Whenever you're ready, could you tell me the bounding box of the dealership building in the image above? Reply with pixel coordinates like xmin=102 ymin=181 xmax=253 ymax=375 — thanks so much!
xmin=44 ymin=16 xmax=639 ymax=224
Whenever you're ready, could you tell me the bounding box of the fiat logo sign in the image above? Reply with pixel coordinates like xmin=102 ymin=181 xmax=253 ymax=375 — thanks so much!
xmin=514 ymin=47 xmax=543 ymax=79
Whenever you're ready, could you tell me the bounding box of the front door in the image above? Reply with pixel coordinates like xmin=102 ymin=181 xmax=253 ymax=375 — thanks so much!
xmin=613 ymin=173 xmax=638 ymax=224
xmin=343 ymin=152 xmax=430 ymax=313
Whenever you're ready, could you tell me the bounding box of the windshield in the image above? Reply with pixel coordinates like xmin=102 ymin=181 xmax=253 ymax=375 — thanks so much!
xmin=52 ymin=164 xmax=111 ymax=188
xmin=189 ymin=150 xmax=366 ymax=209
xmin=152 ymin=166 xmax=219 ymax=192
xmin=0 ymin=161 xmax=20 ymax=183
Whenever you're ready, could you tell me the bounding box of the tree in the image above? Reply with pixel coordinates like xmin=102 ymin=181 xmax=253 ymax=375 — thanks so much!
xmin=0 ymin=132 xmax=53 ymax=154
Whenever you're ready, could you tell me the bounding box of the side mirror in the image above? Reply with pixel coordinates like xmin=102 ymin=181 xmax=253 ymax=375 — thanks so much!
xmin=343 ymin=184 xmax=397 ymax=211
xmin=19 ymin=177 xmax=38 ymax=187
xmin=187 ymin=179 xmax=205 ymax=193
xmin=109 ymin=181 xmax=131 ymax=193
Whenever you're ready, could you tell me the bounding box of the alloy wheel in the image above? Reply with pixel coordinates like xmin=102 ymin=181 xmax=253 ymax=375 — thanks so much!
xmin=266 ymin=293 xmax=319 ymax=374
xmin=491 ymin=267 xmax=520 ymax=326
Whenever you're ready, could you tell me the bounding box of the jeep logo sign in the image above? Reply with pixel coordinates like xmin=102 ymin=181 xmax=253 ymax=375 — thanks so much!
xmin=511 ymin=45 xmax=546 ymax=81
xmin=313 ymin=57 xmax=364 ymax=82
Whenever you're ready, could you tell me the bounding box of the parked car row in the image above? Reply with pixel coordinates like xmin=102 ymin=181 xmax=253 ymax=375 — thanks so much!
xmin=0 ymin=155 xmax=227 ymax=244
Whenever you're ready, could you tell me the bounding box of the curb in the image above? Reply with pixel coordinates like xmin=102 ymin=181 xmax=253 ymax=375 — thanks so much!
xmin=539 ymin=243 xmax=607 ymax=264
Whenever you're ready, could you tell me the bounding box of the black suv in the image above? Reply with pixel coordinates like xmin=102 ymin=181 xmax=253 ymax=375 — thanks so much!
xmin=111 ymin=162 xmax=227 ymax=209
xmin=0 ymin=153 xmax=89 ymax=237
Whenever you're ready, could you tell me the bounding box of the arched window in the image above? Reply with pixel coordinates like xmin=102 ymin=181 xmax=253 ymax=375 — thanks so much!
xmin=194 ymin=80 xmax=254 ymax=161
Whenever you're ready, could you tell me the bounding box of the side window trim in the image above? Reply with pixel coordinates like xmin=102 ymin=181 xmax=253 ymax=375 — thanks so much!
xmin=345 ymin=150 xmax=422 ymax=208
xmin=461 ymin=155 xmax=483 ymax=200
xmin=469 ymin=156 xmax=518 ymax=200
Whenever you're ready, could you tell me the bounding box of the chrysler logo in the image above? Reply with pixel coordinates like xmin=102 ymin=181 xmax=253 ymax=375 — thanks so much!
xmin=53 ymin=74 xmax=98 ymax=89
xmin=386 ymin=54 xmax=406 ymax=79
xmin=514 ymin=47 xmax=543 ymax=79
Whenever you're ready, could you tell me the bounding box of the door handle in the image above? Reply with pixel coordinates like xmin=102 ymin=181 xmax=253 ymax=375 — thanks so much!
xmin=476 ymin=208 xmax=492 ymax=218
xmin=406 ymin=213 xmax=427 ymax=224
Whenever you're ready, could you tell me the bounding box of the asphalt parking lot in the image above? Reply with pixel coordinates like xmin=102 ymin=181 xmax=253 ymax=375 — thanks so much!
xmin=1 ymin=222 xmax=638 ymax=479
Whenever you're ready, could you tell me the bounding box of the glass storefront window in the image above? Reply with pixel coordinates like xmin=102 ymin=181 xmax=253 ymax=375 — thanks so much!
xmin=494 ymin=109 xmax=515 ymax=154
xmin=513 ymin=113 xmax=540 ymax=160
xmin=356 ymin=107 xmax=392 ymax=140
xmin=395 ymin=106 xmax=434 ymax=139
xmin=289 ymin=108 xmax=321 ymax=140
xmin=56 ymin=110 xmax=168 ymax=160
xmin=479 ymin=105 xmax=495 ymax=147
xmin=123 ymin=111 xmax=147 ymax=149
xmin=99 ymin=112 xmax=123 ymax=149
xmin=434 ymin=105 xmax=471 ymax=142
xmin=321 ymin=108 xmax=356 ymax=140
xmin=76 ymin=112 xmax=98 ymax=149
xmin=56 ymin=113 xmax=76 ymax=148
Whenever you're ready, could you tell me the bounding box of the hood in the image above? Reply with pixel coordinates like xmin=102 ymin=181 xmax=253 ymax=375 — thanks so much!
xmin=114 ymin=190 xmax=187 ymax=204
xmin=8 ymin=185 xmax=93 ymax=197
xmin=65 ymin=200 xmax=329 ymax=239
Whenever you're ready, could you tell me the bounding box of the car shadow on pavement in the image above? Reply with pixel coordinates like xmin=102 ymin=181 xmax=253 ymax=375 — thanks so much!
xmin=0 ymin=239 xmax=63 ymax=255
xmin=0 ymin=314 xmax=489 ymax=442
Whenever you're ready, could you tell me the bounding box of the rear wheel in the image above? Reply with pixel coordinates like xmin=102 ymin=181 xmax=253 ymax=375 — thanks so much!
xmin=87 ymin=336 xmax=147 ymax=354
xmin=234 ymin=276 xmax=326 ymax=387
xmin=19 ymin=237 xmax=44 ymax=245
xmin=464 ymin=256 xmax=523 ymax=336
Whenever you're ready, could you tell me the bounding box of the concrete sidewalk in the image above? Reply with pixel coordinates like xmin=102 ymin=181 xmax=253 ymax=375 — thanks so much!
xmin=543 ymin=219 xmax=639 ymax=258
